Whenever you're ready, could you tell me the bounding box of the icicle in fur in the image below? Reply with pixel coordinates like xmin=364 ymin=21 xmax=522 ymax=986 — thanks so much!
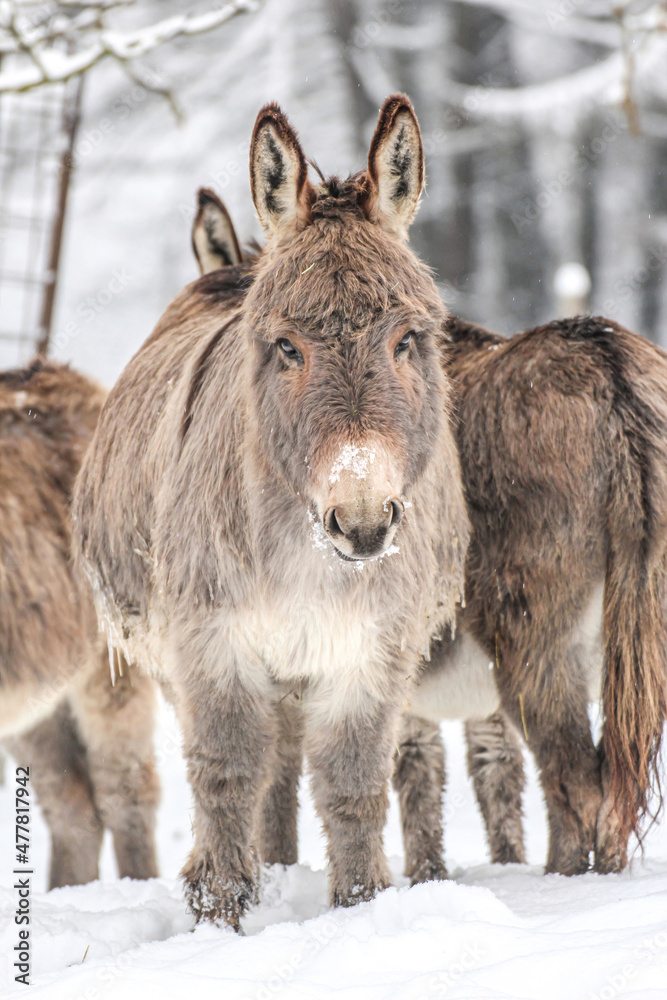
xmin=108 ymin=638 xmax=116 ymax=686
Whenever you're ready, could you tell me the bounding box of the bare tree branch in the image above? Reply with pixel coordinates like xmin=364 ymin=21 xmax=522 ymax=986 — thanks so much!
xmin=351 ymin=0 xmax=667 ymax=128
xmin=0 ymin=0 xmax=260 ymax=93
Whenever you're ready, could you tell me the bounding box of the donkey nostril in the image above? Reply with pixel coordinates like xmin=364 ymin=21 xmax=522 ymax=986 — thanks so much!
xmin=389 ymin=499 xmax=404 ymax=527
xmin=324 ymin=507 xmax=344 ymax=538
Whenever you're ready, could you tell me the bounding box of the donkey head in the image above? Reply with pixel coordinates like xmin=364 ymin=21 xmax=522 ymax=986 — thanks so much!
xmin=243 ymin=95 xmax=448 ymax=563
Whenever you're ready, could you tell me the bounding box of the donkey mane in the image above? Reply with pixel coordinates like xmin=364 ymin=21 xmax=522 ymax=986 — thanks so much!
xmin=445 ymin=316 xmax=503 ymax=349
xmin=0 ymin=356 xmax=101 ymax=402
xmin=0 ymin=356 xmax=104 ymax=448
xmin=0 ymin=356 xmax=50 ymax=387
xmin=194 ymin=260 xmax=256 ymax=305
xmin=308 ymin=174 xmax=368 ymax=221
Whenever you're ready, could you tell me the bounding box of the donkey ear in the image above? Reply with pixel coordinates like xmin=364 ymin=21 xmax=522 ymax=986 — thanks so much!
xmin=192 ymin=188 xmax=243 ymax=274
xmin=250 ymin=103 xmax=312 ymax=240
xmin=366 ymin=94 xmax=424 ymax=241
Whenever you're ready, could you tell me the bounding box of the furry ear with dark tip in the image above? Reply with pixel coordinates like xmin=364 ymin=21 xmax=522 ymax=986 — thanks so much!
xmin=365 ymin=94 xmax=424 ymax=241
xmin=192 ymin=188 xmax=243 ymax=274
xmin=250 ymin=103 xmax=313 ymax=240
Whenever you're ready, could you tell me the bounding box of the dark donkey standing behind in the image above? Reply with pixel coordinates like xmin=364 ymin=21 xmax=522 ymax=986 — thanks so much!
xmin=410 ymin=314 xmax=667 ymax=875
xmin=0 ymin=360 xmax=159 ymax=888
xmin=73 ymin=96 xmax=470 ymax=928
xmin=191 ymin=188 xmax=667 ymax=879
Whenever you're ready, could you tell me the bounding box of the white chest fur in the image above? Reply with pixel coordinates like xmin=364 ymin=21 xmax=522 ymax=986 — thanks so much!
xmin=220 ymin=591 xmax=385 ymax=689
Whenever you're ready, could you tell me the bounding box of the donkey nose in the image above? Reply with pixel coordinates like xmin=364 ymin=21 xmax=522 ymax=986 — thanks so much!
xmin=324 ymin=497 xmax=403 ymax=559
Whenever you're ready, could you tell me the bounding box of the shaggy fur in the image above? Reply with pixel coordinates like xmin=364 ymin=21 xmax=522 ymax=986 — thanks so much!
xmin=392 ymin=714 xmax=449 ymax=882
xmin=73 ymin=96 xmax=469 ymax=928
xmin=464 ymin=713 xmax=526 ymax=864
xmin=443 ymin=313 xmax=667 ymax=873
xmin=0 ymin=358 xmax=159 ymax=887
xmin=383 ymin=312 xmax=667 ymax=877
xmin=259 ymin=695 xmax=303 ymax=866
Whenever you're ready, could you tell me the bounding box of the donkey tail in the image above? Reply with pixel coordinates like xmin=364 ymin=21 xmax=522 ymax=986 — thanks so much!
xmin=597 ymin=321 xmax=667 ymax=867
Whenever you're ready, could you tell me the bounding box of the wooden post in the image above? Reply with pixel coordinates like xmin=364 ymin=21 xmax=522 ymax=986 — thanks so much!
xmin=36 ymin=76 xmax=83 ymax=356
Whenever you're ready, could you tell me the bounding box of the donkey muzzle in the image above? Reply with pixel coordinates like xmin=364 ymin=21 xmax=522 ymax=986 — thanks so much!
xmin=323 ymin=496 xmax=403 ymax=560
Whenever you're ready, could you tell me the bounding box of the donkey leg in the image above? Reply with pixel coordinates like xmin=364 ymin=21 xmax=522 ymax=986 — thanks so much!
xmin=176 ymin=665 xmax=278 ymax=929
xmin=464 ymin=712 xmax=526 ymax=864
xmin=538 ymin=713 xmax=601 ymax=876
xmin=305 ymin=689 xmax=398 ymax=908
xmin=4 ymin=703 xmax=103 ymax=888
xmin=495 ymin=650 xmax=601 ymax=876
xmin=70 ymin=652 xmax=160 ymax=881
xmin=593 ymin=752 xmax=628 ymax=874
xmin=259 ymin=695 xmax=303 ymax=866
xmin=393 ymin=713 xmax=447 ymax=884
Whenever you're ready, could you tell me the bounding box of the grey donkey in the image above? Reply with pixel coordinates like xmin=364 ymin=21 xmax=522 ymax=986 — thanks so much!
xmin=191 ymin=185 xmax=527 ymax=878
xmin=73 ymin=95 xmax=470 ymax=929
xmin=0 ymin=359 xmax=159 ymax=889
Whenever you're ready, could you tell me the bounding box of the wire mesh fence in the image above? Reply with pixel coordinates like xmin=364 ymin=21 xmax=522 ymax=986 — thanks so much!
xmin=0 ymin=76 xmax=81 ymax=368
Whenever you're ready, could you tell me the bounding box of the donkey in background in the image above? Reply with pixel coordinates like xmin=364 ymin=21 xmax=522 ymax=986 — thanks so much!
xmin=191 ymin=186 xmax=527 ymax=878
xmin=0 ymin=359 xmax=159 ymax=888
xmin=455 ymin=314 xmax=666 ymax=872
xmin=385 ymin=310 xmax=667 ymax=878
xmin=73 ymin=95 xmax=470 ymax=929
xmin=407 ymin=312 xmax=667 ymax=877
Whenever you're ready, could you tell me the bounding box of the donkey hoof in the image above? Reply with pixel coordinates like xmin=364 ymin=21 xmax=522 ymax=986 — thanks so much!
xmin=408 ymin=860 xmax=449 ymax=886
xmin=544 ymin=854 xmax=591 ymax=877
xmin=182 ymin=857 xmax=257 ymax=929
xmin=593 ymin=846 xmax=627 ymax=875
xmin=332 ymin=878 xmax=391 ymax=908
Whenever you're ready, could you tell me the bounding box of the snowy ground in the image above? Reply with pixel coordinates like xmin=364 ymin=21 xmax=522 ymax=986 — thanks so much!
xmin=1 ymin=700 xmax=666 ymax=999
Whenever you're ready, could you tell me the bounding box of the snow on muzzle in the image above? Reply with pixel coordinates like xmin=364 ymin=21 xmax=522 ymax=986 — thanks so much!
xmin=316 ymin=442 xmax=405 ymax=561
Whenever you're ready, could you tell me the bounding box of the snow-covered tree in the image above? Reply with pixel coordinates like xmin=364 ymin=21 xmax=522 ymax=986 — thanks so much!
xmin=0 ymin=0 xmax=259 ymax=93
xmin=3 ymin=0 xmax=666 ymax=374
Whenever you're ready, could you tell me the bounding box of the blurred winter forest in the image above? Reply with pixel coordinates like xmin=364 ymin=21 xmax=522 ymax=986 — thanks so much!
xmin=1 ymin=0 xmax=666 ymax=382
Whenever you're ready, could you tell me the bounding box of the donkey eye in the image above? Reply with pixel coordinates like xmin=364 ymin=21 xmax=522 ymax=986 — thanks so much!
xmin=394 ymin=332 xmax=413 ymax=359
xmin=277 ymin=338 xmax=303 ymax=365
